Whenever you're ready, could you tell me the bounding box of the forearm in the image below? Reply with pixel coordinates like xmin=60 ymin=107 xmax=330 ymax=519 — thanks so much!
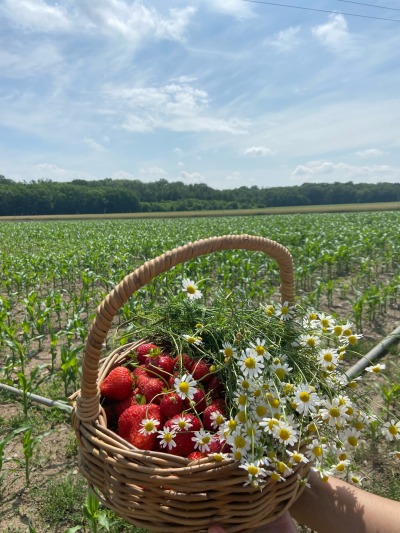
xmin=290 ymin=470 xmax=400 ymax=533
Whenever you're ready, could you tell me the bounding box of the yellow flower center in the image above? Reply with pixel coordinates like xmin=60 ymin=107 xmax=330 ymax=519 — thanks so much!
xmin=313 ymin=446 xmax=323 ymax=457
xmin=389 ymin=425 xmax=398 ymax=436
xmin=336 ymin=463 xmax=346 ymax=472
xmin=186 ymin=285 xmax=196 ymax=294
xmin=323 ymin=353 xmax=333 ymax=362
xmin=299 ymin=391 xmax=310 ymax=403
xmin=237 ymin=411 xmax=247 ymax=423
xmin=343 ymin=328 xmax=352 ymax=336
xmin=281 ymin=306 xmax=289 ymax=315
xmin=347 ymin=436 xmax=358 ymax=447
xmin=179 ymin=382 xmax=189 ymax=394
xmin=270 ymin=472 xmax=280 ymax=481
xmin=241 ymin=380 xmax=250 ymax=389
xmin=321 ymin=318 xmax=330 ymax=327
xmin=292 ymin=453 xmax=302 ymax=463
xmin=178 ymin=420 xmax=187 ymax=429
xmin=348 ymin=335 xmax=358 ymax=345
xmin=245 ymin=357 xmax=256 ymax=369
xmin=306 ymin=338 xmax=316 ymax=347
xmin=144 ymin=421 xmax=155 ymax=432
xmin=275 ymin=368 xmax=285 ymax=380
xmin=227 ymin=419 xmax=237 ymax=431
xmin=224 ymin=347 xmax=233 ymax=357
xmin=238 ymin=394 xmax=247 ymax=406
xmin=256 ymin=405 xmax=267 ymax=417
xmin=309 ymin=313 xmax=318 ymax=320
xmin=279 ymin=428 xmax=290 ymax=441
xmin=308 ymin=422 xmax=317 ymax=433
xmin=234 ymin=435 xmax=246 ymax=448
xmin=234 ymin=451 xmax=242 ymax=460
xmin=255 ymin=345 xmax=265 ymax=355
xmin=186 ymin=336 xmax=196 ymax=344
xmin=329 ymin=407 xmax=340 ymax=418
xmin=339 ymin=453 xmax=347 ymax=461
xmin=164 ymin=433 xmax=173 ymax=442
xmin=247 ymin=465 xmax=259 ymax=476
xmin=277 ymin=461 xmax=286 ymax=473
xmin=268 ymin=419 xmax=279 ymax=430
xmin=202 ymin=436 xmax=211 ymax=444
xmin=334 ymin=325 xmax=343 ymax=335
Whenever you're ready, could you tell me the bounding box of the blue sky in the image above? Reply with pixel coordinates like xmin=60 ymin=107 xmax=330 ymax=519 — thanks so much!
xmin=1 ymin=0 xmax=400 ymax=189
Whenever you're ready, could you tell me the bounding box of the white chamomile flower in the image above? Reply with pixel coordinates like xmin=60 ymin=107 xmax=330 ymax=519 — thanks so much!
xmin=226 ymin=429 xmax=252 ymax=454
xmin=389 ymin=451 xmax=400 ymax=460
xmin=174 ymin=373 xmax=198 ymax=400
xmin=332 ymin=460 xmax=351 ymax=477
xmin=382 ymin=420 xmax=400 ymax=441
xmin=365 ymin=363 xmax=386 ymax=374
xmin=182 ymin=278 xmax=202 ymax=300
xmin=182 ymin=334 xmax=202 ymax=345
xmin=306 ymin=439 xmax=327 ymax=462
xmin=238 ymin=348 xmax=265 ymax=378
xmin=319 ymin=398 xmax=349 ymax=427
xmin=157 ymin=428 xmax=177 ymax=450
xmin=262 ymin=303 xmax=275 ymax=316
xmin=171 ymin=416 xmax=193 ymax=431
xmin=220 ymin=341 xmax=236 ymax=359
xmin=192 ymin=429 xmax=213 ymax=453
xmin=273 ymin=361 xmax=292 ymax=381
xmin=209 ymin=452 xmax=230 ymax=462
xmin=259 ymin=417 xmax=280 ymax=435
xmin=139 ymin=417 xmax=160 ymax=435
xmin=249 ymin=338 xmax=270 ymax=358
xmin=296 ymin=334 xmax=321 ymax=349
xmin=272 ymin=420 xmax=298 ymax=447
xmin=210 ymin=410 xmax=226 ymax=430
xmin=339 ymin=428 xmax=361 ymax=450
xmin=318 ymin=348 xmax=339 ymax=369
xmin=349 ymin=471 xmax=364 ymax=486
xmin=287 ymin=450 xmax=309 ymax=465
xmin=275 ymin=301 xmax=295 ymax=321
xmin=315 ymin=312 xmax=335 ymax=330
xmin=239 ymin=461 xmax=268 ymax=484
xmin=293 ymin=384 xmax=320 ymax=416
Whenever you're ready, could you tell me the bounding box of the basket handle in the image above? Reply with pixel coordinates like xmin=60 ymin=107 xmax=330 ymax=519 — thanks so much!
xmin=75 ymin=234 xmax=294 ymax=422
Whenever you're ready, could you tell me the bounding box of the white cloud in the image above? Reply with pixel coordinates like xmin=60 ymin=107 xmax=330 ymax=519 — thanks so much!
xmin=83 ymin=137 xmax=106 ymax=152
xmin=270 ymin=26 xmax=300 ymax=53
xmin=111 ymin=170 xmax=136 ymax=180
xmin=291 ymin=160 xmax=400 ymax=183
xmin=35 ymin=163 xmax=95 ymax=181
xmin=312 ymin=14 xmax=356 ymax=55
xmin=202 ymin=0 xmax=254 ymax=20
xmin=355 ymin=148 xmax=384 ymax=158
xmin=1 ymin=0 xmax=70 ymax=32
xmin=108 ymin=82 xmax=248 ymax=134
xmin=138 ymin=166 xmax=168 ymax=181
xmin=179 ymin=170 xmax=204 ymax=182
xmin=243 ymin=146 xmax=274 ymax=157
xmin=76 ymin=1 xmax=195 ymax=44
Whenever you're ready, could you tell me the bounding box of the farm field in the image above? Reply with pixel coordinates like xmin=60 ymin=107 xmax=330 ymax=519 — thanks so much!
xmin=0 ymin=211 xmax=399 ymax=532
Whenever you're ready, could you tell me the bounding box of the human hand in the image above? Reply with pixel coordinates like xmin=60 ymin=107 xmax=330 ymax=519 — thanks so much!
xmin=207 ymin=511 xmax=297 ymax=533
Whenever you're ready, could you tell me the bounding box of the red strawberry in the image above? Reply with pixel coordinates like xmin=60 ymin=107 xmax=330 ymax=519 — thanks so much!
xmin=187 ymin=451 xmax=206 ymax=460
xmin=137 ymin=374 xmax=164 ymax=404
xmin=190 ymin=359 xmax=211 ymax=382
xmin=100 ymin=366 xmax=133 ymax=401
xmin=164 ymin=413 xmax=201 ymax=457
xmin=207 ymin=434 xmax=228 ymax=454
xmin=203 ymin=400 xmax=226 ymax=431
xmin=146 ymin=354 xmax=175 ymax=381
xmin=159 ymin=392 xmax=184 ymax=420
xmin=114 ymin=388 xmax=144 ymax=418
xmin=183 ymin=388 xmax=207 ymax=414
xmin=131 ymin=365 xmax=148 ymax=384
xmin=136 ymin=343 xmax=159 ymax=364
xmin=207 ymin=375 xmax=225 ymax=399
xmin=173 ymin=354 xmax=193 ymax=372
xmin=118 ymin=404 xmax=161 ymax=450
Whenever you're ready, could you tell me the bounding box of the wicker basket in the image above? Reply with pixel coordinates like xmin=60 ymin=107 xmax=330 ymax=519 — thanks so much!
xmin=72 ymin=234 xmax=311 ymax=533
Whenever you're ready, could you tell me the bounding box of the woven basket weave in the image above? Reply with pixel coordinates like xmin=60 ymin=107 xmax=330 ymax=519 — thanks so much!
xmin=72 ymin=234 xmax=311 ymax=533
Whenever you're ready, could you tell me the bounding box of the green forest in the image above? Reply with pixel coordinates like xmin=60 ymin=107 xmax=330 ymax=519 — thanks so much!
xmin=0 ymin=175 xmax=399 ymax=216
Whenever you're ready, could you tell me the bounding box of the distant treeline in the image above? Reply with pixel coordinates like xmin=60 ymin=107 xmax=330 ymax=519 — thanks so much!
xmin=0 ymin=175 xmax=399 ymax=216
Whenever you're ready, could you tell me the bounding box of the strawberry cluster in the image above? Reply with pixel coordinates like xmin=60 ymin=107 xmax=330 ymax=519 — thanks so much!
xmin=100 ymin=343 xmax=228 ymax=459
